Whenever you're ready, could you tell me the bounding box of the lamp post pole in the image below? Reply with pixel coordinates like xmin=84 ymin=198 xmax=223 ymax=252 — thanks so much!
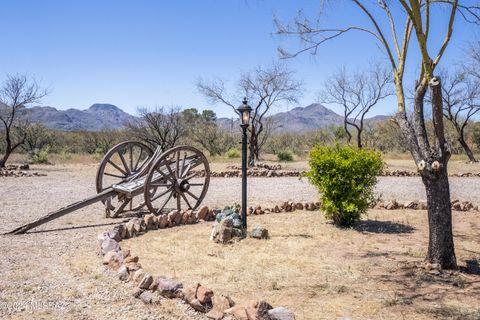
xmin=241 ymin=122 xmax=248 ymax=229
xmin=237 ymin=98 xmax=251 ymax=230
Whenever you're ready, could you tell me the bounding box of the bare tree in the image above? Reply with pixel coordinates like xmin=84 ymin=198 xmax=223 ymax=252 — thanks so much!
xmin=126 ymin=107 xmax=188 ymax=151
xmin=276 ymin=1 xmax=480 ymax=269
xmin=197 ymin=63 xmax=302 ymax=165
xmin=319 ymin=65 xmax=393 ymax=148
xmin=441 ymin=69 xmax=480 ymax=162
xmin=0 ymin=75 xmax=47 ymax=167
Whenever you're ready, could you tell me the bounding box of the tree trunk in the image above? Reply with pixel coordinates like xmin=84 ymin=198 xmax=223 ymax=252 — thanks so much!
xmin=458 ymin=136 xmax=477 ymax=162
xmin=422 ymin=166 xmax=457 ymax=269
xmin=0 ymin=151 xmax=10 ymax=168
xmin=395 ymin=77 xmax=457 ymax=270
xmin=356 ymin=130 xmax=363 ymax=149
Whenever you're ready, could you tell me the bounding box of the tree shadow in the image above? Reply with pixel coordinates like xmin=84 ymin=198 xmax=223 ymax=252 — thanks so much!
xmin=354 ymin=219 xmax=415 ymax=234
xmin=460 ymin=260 xmax=480 ymax=276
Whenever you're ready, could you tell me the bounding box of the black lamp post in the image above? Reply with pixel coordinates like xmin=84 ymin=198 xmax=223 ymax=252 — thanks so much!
xmin=237 ymin=98 xmax=252 ymax=229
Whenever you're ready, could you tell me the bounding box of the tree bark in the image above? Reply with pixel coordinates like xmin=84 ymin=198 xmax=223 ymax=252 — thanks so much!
xmin=422 ymin=167 xmax=457 ymax=269
xmin=356 ymin=129 xmax=363 ymax=149
xmin=395 ymin=77 xmax=457 ymax=270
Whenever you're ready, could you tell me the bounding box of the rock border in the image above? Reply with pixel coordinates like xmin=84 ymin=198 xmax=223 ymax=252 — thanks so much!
xmin=97 ymin=206 xmax=296 ymax=320
xmin=199 ymin=169 xmax=480 ymax=178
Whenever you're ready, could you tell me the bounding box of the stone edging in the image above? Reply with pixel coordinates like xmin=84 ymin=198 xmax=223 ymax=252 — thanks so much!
xmin=202 ymin=169 xmax=480 ymax=178
xmin=375 ymin=199 xmax=480 ymax=212
xmin=97 ymin=206 xmax=296 ymax=320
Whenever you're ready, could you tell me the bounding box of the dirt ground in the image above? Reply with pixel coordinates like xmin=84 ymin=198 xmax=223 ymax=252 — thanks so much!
xmin=125 ymin=210 xmax=480 ymax=320
xmin=0 ymin=162 xmax=479 ymax=319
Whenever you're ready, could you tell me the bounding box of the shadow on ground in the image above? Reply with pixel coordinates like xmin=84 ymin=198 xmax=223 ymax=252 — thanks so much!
xmin=354 ymin=219 xmax=415 ymax=234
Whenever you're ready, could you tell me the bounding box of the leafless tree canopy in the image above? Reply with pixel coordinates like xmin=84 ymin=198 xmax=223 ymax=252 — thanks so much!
xmin=441 ymin=68 xmax=480 ymax=161
xmin=126 ymin=106 xmax=188 ymax=151
xmin=0 ymin=74 xmax=47 ymax=167
xmin=197 ymin=63 xmax=302 ymax=164
xmin=319 ymin=64 xmax=393 ymax=148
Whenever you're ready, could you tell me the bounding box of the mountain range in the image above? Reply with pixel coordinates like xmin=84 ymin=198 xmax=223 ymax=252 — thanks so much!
xmin=24 ymin=103 xmax=389 ymax=133
xmin=26 ymin=103 xmax=136 ymax=131
xmin=217 ymin=103 xmax=389 ymax=133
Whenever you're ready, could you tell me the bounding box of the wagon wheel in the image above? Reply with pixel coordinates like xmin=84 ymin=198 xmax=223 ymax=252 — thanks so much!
xmin=144 ymin=145 xmax=210 ymax=215
xmin=96 ymin=141 xmax=153 ymax=217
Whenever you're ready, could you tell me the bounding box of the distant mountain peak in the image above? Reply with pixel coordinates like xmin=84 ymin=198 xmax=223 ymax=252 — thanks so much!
xmin=87 ymin=103 xmax=122 ymax=112
xmin=26 ymin=103 xmax=135 ymax=131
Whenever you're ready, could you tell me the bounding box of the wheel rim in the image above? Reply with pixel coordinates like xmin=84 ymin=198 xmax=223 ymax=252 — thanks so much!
xmin=144 ymin=145 xmax=210 ymax=214
xmin=96 ymin=141 xmax=153 ymax=213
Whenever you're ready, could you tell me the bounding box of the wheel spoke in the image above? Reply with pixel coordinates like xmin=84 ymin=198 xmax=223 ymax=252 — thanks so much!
xmin=156 ymin=167 xmax=175 ymax=183
xmin=134 ymin=148 xmax=143 ymax=171
xmin=175 ymin=152 xmax=180 ymax=179
xmin=180 ymin=152 xmax=187 ymax=177
xmin=180 ymin=193 xmax=192 ymax=209
xmin=108 ymin=160 xmax=127 ymax=176
xmin=185 ymin=189 xmax=199 ymax=201
xmin=129 ymin=145 xmax=133 ymax=172
xmin=118 ymin=151 xmax=131 ymax=175
xmin=165 ymin=163 xmax=176 ymax=181
xmin=184 ymin=171 xmax=200 ymax=181
xmin=157 ymin=191 xmax=174 ymax=213
xmin=151 ymin=187 xmax=173 ymax=202
xmin=181 ymin=163 xmax=191 ymax=178
xmin=189 ymin=183 xmax=204 ymax=187
xmin=104 ymin=172 xmax=125 ymax=179
xmin=176 ymin=194 xmax=181 ymax=211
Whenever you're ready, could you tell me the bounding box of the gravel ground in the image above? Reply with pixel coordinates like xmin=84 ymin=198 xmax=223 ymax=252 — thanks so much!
xmin=0 ymin=164 xmax=479 ymax=319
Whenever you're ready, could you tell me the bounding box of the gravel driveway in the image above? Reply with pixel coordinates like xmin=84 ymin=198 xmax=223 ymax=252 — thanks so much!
xmin=0 ymin=165 xmax=479 ymax=319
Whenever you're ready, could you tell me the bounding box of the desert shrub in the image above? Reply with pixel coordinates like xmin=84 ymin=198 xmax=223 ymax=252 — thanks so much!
xmin=31 ymin=147 xmax=50 ymax=164
xmin=277 ymin=150 xmax=293 ymax=162
xmin=58 ymin=146 xmax=72 ymax=161
xmin=225 ymin=148 xmax=240 ymax=159
xmin=307 ymin=145 xmax=383 ymax=227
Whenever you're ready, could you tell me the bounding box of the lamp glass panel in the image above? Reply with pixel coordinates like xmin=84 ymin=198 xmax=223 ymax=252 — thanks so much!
xmin=242 ymin=111 xmax=250 ymax=125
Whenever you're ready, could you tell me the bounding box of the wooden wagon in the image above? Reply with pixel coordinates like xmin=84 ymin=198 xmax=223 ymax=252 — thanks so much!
xmin=7 ymin=141 xmax=211 ymax=234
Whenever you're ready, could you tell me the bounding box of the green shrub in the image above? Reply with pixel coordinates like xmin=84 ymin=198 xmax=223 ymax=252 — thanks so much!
xmin=31 ymin=147 xmax=50 ymax=164
xmin=306 ymin=145 xmax=383 ymax=227
xmin=225 ymin=148 xmax=240 ymax=159
xmin=59 ymin=146 xmax=72 ymax=161
xmin=277 ymin=150 xmax=293 ymax=162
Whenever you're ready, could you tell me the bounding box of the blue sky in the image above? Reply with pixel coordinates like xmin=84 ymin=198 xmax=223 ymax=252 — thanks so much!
xmin=1 ymin=0 xmax=478 ymax=118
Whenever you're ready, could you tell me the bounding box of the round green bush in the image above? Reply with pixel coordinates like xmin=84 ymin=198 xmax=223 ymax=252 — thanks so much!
xmin=225 ymin=148 xmax=240 ymax=159
xmin=277 ymin=150 xmax=293 ymax=162
xmin=306 ymin=145 xmax=383 ymax=227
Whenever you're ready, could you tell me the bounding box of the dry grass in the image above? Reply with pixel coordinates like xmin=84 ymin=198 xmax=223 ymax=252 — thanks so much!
xmin=124 ymin=210 xmax=480 ymax=320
